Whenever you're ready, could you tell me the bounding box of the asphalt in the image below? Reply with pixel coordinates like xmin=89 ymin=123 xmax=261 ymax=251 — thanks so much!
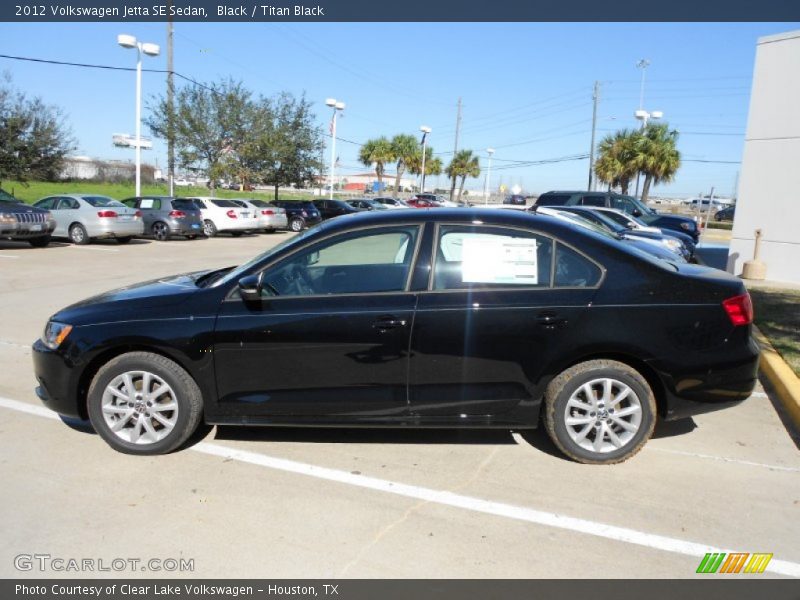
xmin=0 ymin=232 xmax=798 ymax=579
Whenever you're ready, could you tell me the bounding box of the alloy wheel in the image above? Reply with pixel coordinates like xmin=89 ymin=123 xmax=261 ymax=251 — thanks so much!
xmin=563 ymin=378 xmax=642 ymax=454
xmin=101 ymin=370 xmax=179 ymax=445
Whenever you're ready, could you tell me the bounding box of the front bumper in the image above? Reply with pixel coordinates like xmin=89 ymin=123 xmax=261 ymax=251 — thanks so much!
xmin=0 ymin=221 xmax=56 ymax=238
xmin=32 ymin=339 xmax=83 ymax=420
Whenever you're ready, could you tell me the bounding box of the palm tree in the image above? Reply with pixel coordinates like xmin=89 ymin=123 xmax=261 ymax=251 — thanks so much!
xmin=446 ymin=149 xmax=481 ymax=203
xmin=407 ymin=146 xmax=443 ymax=190
xmin=636 ymin=123 xmax=681 ymax=203
xmin=358 ymin=136 xmax=394 ymax=188
xmin=390 ymin=134 xmax=419 ymax=193
xmin=594 ymin=129 xmax=640 ymax=194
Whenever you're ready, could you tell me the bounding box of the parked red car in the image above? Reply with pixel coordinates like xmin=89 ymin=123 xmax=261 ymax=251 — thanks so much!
xmin=406 ymin=197 xmax=442 ymax=208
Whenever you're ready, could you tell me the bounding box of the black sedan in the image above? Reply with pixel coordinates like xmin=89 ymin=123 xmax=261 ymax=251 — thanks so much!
xmin=32 ymin=209 xmax=759 ymax=464
xmin=312 ymin=199 xmax=364 ymax=220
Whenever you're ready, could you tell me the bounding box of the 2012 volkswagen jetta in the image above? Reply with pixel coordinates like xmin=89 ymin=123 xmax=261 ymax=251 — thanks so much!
xmin=32 ymin=209 xmax=759 ymax=464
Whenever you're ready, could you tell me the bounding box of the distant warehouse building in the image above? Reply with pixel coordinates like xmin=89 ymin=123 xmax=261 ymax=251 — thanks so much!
xmin=728 ymin=30 xmax=800 ymax=285
xmin=60 ymin=156 xmax=156 ymax=183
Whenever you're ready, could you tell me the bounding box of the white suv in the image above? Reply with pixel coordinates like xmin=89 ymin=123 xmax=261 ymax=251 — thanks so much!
xmin=184 ymin=197 xmax=259 ymax=237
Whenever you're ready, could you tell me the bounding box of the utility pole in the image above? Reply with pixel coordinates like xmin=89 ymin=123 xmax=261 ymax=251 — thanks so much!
xmin=587 ymin=81 xmax=600 ymax=191
xmin=166 ymin=4 xmax=175 ymax=196
xmin=450 ymin=97 xmax=462 ymax=202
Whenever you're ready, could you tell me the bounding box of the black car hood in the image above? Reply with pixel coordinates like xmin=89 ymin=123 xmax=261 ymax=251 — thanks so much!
xmin=52 ymin=271 xmax=210 ymax=326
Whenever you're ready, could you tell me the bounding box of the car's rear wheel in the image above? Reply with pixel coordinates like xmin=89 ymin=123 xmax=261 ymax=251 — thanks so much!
xmin=152 ymin=222 xmax=170 ymax=241
xmin=69 ymin=223 xmax=90 ymax=245
xmin=289 ymin=217 xmax=304 ymax=232
xmin=543 ymin=359 xmax=656 ymax=465
xmin=28 ymin=235 xmax=51 ymax=248
xmin=87 ymin=352 xmax=204 ymax=455
xmin=203 ymin=220 xmax=217 ymax=237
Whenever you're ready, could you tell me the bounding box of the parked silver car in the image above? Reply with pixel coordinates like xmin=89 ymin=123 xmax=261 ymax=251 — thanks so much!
xmin=34 ymin=194 xmax=144 ymax=245
xmin=231 ymin=199 xmax=289 ymax=232
xmin=121 ymin=196 xmax=204 ymax=241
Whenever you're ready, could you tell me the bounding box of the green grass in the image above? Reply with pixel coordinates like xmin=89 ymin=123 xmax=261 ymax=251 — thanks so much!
xmin=705 ymin=221 xmax=733 ymax=230
xmin=750 ymin=288 xmax=800 ymax=377
xmin=2 ymin=180 xmax=318 ymax=204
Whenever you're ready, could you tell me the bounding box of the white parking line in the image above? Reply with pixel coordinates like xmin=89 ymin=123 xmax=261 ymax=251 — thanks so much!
xmin=648 ymin=447 xmax=800 ymax=473
xmin=0 ymin=394 xmax=798 ymax=578
xmin=67 ymin=245 xmax=119 ymax=253
xmin=0 ymin=254 xmax=20 ymax=259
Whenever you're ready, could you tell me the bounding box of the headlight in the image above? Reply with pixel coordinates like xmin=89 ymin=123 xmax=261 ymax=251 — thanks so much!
xmin=680 ymin=222 xmax=695 ymax=231
xmin=41 ymin=321 xmax=73 ymax=350
xmin=663 ymin=239 xmax=682 ymax=251
xmin=0 ymin=213 xmax=16 ymax=224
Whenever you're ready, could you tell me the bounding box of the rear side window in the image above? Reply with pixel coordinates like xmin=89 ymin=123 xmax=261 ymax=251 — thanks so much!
xmin=580 ymin=196 xmax=606 ymax=207
xmin=210 ymin=199 xmax=238 ymax=208
xmin=171 ymin=199 xmax=197 ymax=211
xmin=58 ymin=197 xmax=80 ymax=209
xmin=537 ymin=194 xmax=572 ymax=206
xmin=554 ymin=243 xmax=602 ymax=287
xmin=434 ymin=226 xmax=553 ymax=290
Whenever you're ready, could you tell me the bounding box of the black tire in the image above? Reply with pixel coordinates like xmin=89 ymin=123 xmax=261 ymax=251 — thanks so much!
xmin=28 ymin=235 xmax=51 ymax=248
xmin=152 ymin=221 xmax=170 ymax=241
xmin=116 ymin=236 xmax=133 ymax=244
xmin=289 ymin=217 xmax=305 ymax=232
xmin=543 ymin=359 xmax=656 ymax=465
xmin=231 ymin=231 xmax=243 ymax=237
xmin=203 ymin=220 xmax=217 ymax=237
xmin=87 ymin=352 xmax=204 ymax=455
xmin=69 ymin=223 xmax=90 ymax=245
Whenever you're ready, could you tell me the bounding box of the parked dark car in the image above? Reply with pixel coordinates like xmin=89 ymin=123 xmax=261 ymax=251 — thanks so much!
xmin=312 ymin=199 xmax=363 ymax=220
xmin=503 ymin=194 xmax=529 ymax=206
xmin=0 ymin=188 xmax=56 ymax=247
xmin=536 ymin=191 xmax=700 ymax=243
xmin=122 ymin=196 xmax=204 ymax=241
xmin=270 ymin=200 xmax=322 ymax=232
xmin=32 ymin=209 xmax=758 ymax=464
xmin=715 ymin=206 xmax=736 ymax=222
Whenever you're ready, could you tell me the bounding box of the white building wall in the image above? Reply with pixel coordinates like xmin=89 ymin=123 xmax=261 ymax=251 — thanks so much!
xmin=728 ymin=30 xmax=800 ymax=284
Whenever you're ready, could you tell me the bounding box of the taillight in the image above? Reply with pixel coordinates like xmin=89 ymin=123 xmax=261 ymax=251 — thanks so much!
xmin=134 ymin=210 xmax=142 ymax=218
xmin=261 ymin=209 xmax=274 ymax=216
xmin=301 ymin=210 xmax=308 ymax=217
xmin=722 ymin=293 xmax=753 ymax=326
xmin=97 ymin=210 xmax=117 ymax=218
xmin=169 ymin=210 xmax=186 ymax=218
xmin=226 ymin=210 xmax=237 ymax=219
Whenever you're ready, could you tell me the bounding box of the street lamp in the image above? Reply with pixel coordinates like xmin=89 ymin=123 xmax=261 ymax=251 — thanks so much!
xmin=419 ymin=125 xmax=431 ymax=194
xmin=483 ymin=148 xmax=495 ymax=205
xmin=118 ymin=34 xmax=160 ymax=198
xmin=325 ymin=98 xmax=345 ymax=200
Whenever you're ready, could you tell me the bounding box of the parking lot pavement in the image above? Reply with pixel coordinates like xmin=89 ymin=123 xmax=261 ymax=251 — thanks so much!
xmin=1 ymin=234 xmax=799 ymax=579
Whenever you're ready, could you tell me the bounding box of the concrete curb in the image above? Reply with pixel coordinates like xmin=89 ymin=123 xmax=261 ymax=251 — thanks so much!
xmin=753 ymin=325 xmax=800 ymax=430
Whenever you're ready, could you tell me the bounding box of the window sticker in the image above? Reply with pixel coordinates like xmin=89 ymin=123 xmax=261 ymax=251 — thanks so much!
xmin=460 ymin=235 xmax=538 ymax=284
xmin=140 ymin=199 xmax=155 ymax=209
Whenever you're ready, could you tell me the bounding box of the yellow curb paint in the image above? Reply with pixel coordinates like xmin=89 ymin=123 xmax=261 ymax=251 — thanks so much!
xmin=753 ymin=325 xmax=800 ymax=431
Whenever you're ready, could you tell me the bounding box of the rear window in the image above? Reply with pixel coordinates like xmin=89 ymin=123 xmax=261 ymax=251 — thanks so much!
xmin=210 ymin=199 xmax=239 ymax=208
xmin=171 ymin=199 xmax=198 ymax=211
xmin=536 ymin=194 xmax=572 ymax=206
xmin=82 ymin=196 xmax=124 ymax=207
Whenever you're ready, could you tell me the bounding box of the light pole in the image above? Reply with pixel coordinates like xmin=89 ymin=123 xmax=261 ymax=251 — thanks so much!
xmin=118 ymin=34 xmax=160 ymax=198
xmin=325 ymin=98 xmax=345 ymax=200
xmin=419 ymin=125 xmax=431 ymax=194
xmin=633 ymin=59 xmax=661 ymax=199
xmin=483 ymin=148 xmax=495 ymax=205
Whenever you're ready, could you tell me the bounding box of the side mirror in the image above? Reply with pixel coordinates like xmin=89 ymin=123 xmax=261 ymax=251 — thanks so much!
xmin=632 ymin=209 xmax=642 ymax=218
xmin=306 ymin=251 xmax=320 ymax=266
xmin=238 ymin=273 xmax=262 ymax=302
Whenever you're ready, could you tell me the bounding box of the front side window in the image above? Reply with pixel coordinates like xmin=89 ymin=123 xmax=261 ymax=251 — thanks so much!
xmin=35 ymin=197 xmax=57 ymax=210
xmin=260 ymin=226 xmax=420 ymax=297
xmin=433 ymin=226 xmax=553 ymax=290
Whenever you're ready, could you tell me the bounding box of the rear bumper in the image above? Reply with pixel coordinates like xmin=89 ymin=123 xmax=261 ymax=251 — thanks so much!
xmin=87 ymin=220 xmax=145 ymax=238
xmin=651 ymin=335 xmax=761 ymax=421
xmin=260 ymin=215 xmax=289 ymax=229
xmin=168 ymin=219 xmax=204 ymax=235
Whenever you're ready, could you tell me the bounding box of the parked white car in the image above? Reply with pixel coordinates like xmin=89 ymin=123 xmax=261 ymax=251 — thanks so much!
xmin=588 ymin=207 xmax=662 ymax=233
xmin=231 ymin=199 xmax=289 ymax=232
xmin=183 ymin=197 xmax=259 ymax=237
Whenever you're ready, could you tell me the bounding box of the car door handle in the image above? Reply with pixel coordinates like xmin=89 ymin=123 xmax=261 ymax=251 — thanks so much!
xmin=536 ymin=312 xmax=567 ymax=327
xmin=372 ymin=316 xmax=408 ymax=331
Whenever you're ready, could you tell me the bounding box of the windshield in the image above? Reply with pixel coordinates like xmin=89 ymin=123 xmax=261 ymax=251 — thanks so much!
xmin=211 ymin=227 xmax=321 ymax=288
xmin=0 ymin=189 xmax=23 ymax=203
xmin=83 ymin=196 xmax=125 ymax=207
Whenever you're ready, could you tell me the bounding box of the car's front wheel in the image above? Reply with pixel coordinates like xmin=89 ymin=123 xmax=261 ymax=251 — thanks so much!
xmin=69 ymin=223 xmax=90 ymax=245
xmin=289 ymin=217 xmax=304 ymax=232
xmin=543 ymin=359 xmax=656 ymax=464
xmin=87 ymin=352 xmax=204 ymax=455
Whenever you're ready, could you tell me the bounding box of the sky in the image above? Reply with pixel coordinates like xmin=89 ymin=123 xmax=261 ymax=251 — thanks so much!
xmin=2 ymin=21 xmax=799 ymax=197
